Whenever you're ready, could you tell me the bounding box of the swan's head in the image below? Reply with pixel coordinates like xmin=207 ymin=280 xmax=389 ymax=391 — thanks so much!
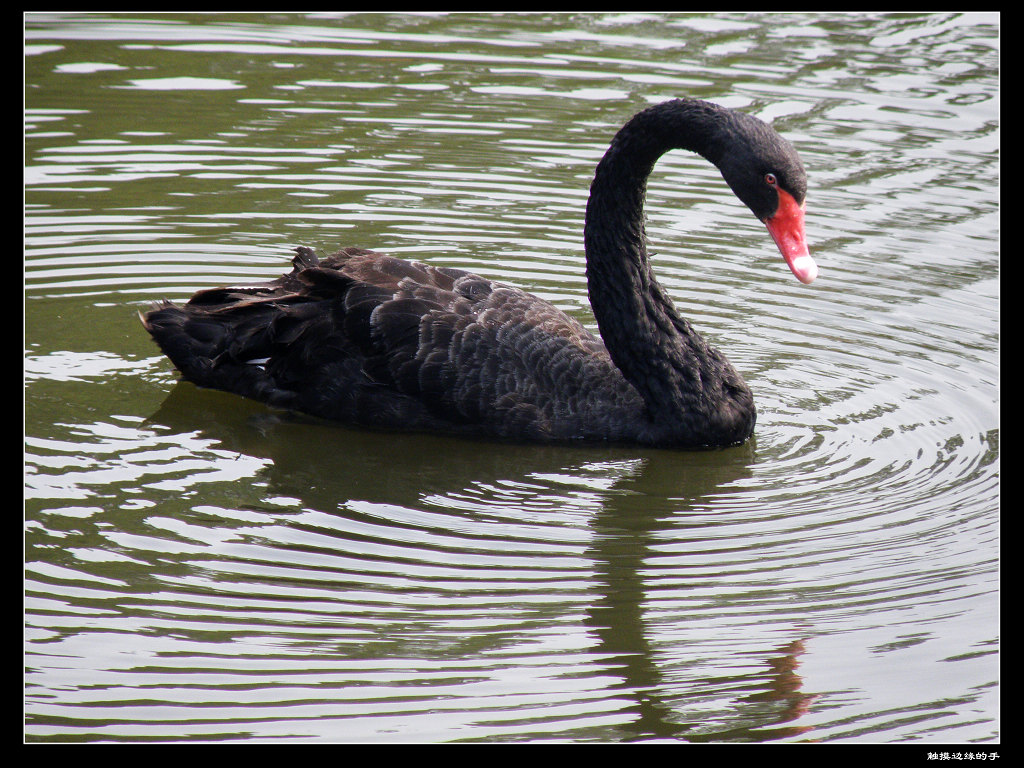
xmin=717 ymin=116 xmax=818 ymax=285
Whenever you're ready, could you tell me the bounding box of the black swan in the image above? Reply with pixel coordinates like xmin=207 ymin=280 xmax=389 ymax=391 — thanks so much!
xmin=142 ymin=98 xmax=816 ymax=448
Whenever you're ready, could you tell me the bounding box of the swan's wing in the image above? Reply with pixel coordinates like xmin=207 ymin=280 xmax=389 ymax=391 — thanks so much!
xmin=143 ymin=247 xmax=625 ymax=437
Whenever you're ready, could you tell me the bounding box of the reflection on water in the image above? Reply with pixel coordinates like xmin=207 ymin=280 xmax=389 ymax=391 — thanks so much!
xmin=25 ymin=12 xmax=997 ymax=743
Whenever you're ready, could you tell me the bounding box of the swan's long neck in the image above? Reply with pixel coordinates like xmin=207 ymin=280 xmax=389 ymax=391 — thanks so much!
xmin=583 ymin=100 xmax=755 ymax=445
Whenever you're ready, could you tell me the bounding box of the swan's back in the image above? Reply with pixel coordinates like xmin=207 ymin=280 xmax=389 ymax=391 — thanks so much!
xmin=143 ymin=246 xmax=642 ymax=441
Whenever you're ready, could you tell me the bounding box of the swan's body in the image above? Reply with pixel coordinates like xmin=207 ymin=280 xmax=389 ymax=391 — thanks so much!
xmin=143 ymin=98 xmax=815 ymax=448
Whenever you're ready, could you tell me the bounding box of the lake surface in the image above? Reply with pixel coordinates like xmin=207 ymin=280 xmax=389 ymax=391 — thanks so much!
xmin=25 ymin=12 xmax=999 ymax=744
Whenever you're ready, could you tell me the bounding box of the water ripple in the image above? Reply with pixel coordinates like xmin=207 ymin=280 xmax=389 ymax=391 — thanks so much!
xmin=25 ymin=12 xmax=997 ymax=744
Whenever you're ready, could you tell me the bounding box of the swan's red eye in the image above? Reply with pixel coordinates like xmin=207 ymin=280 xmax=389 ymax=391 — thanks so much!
xmin=765 ymin=173 xmax=778 ymax=186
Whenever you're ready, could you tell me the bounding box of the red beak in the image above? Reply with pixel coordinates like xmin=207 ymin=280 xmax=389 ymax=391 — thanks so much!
xmin=764 ymin=187 xmax=817 ymax=285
